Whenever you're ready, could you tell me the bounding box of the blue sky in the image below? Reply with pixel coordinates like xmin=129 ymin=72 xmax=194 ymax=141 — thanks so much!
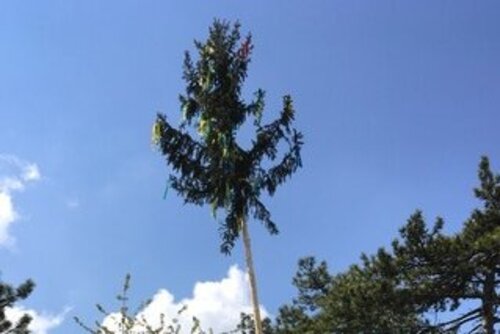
xmin=1 ymin=1 xmax=499 ymax=332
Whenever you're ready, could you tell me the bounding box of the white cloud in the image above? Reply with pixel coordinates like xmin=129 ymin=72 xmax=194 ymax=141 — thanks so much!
xmin=0 ymin=154 xmax=41 ymax=246
xmin=0 ymin=192 xmax=17 ymax=245
xmin=102 ymin=265 xmax=269 ymax=333
xmin=5 ymin=306 xmax=68 ymax=334
xmin=22 ymin=164 xmax=41 ymax=182
xmin=66 ymin=198 xmax=80 ymax=210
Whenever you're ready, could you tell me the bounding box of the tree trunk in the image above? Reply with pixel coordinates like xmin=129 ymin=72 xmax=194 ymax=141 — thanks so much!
xmin=240 ymin=216 xmax=263 ymax=334
xmin=482 ymin=269 xmax=495 ymax=334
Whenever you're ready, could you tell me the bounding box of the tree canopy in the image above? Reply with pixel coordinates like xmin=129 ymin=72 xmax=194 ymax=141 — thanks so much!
xmin=0 ymin=279 xmax=34 ymax=333
xmin=152 ymin=20 xmax=303 ymax=254
xmin=392 ymin=156 xmax=499 ymax=333
xmin=272 ymin=157 xmax=499 ymax=334
xmin=152 ymin=19 xmax=303 ymax=334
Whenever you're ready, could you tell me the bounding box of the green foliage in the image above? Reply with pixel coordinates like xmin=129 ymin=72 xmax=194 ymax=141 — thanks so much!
xmin=75 ymin=274 xmax=212 ymax=334
xmin=392 ymin=156 xmax=500 ymax=333
xmin=0 ymin=278 xmax=35 ymax=333
xmin=274 ymin=157 xmax=499 ymax=333
xmin=273 ymin=258 xmax=328 ymax=334
xmin=231 ymin=313 xmax=274 ymax=334
xmin=153 ymin=19 xmax=303 ymax=254
xmin=273 ymin=256 xmax=426 ymax=333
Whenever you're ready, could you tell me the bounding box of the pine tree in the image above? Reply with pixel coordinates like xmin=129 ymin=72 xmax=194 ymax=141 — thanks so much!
xmin=273 ymin=256 xmax=427 ymax=333
xmin=153 ymin=20 xmax=303 ymax=334
xmin=0 ymin=279 xmax=34 ymax=333
xmin=393 ymin=156 xmax=500 ymax=333
xmin=274 ymin=157 xmax=499 ymax=333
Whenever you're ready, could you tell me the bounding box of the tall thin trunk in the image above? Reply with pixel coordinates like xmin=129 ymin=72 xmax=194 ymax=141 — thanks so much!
xmin=482 ymin=269 xmax=495 ymax=334
xmin=240 ymin=216 xmax=263 ymax=334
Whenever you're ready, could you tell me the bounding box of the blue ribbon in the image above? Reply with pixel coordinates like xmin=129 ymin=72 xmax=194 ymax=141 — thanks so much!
xmin=163 ymin=179 xmax=170 ymax=199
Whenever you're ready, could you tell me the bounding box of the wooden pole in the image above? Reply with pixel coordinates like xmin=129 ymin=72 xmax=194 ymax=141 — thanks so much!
xmin=240 ymin=217 xmax=263 ymax=334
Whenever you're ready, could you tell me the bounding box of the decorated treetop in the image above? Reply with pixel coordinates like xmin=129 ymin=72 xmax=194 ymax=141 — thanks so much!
xmin=153 ymin=20 xmax=303 ymax=254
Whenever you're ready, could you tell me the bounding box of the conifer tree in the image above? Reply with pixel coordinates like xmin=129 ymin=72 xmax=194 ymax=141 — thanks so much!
xmin=152 ymin=20 xmax=303 ymax=334
xmin=274 ymin=157 xmax=498 ymax=333
xmin=273 ymin=256 xmax=427 ymax=333
xmin=393 ymin=156 xmax=500 ymax=333
xmin=0 ymin=279 xmax=34 ymax=333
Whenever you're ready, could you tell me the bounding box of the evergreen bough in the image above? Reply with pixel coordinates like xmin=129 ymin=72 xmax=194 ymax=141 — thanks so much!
xmin=0 ymin=279 xmax=34 ymax=333
xmin=152 ymin=20 xmax=303 ymax=334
